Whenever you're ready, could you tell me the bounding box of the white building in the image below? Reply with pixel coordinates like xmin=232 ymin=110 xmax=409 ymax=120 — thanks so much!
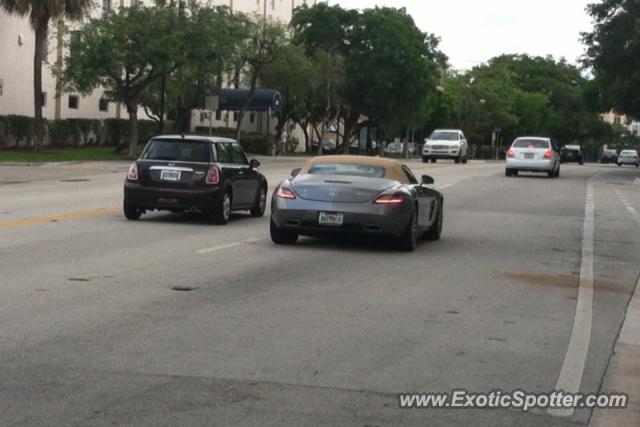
xmin=0 ymin=0 xmax=316 ymax=144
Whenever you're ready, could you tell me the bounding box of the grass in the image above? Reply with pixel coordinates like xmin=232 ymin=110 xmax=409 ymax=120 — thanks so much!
xmin=0 ymin=146 xmax=143 ymax=163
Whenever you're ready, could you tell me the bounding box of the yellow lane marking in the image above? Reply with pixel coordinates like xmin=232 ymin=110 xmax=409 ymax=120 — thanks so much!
xmin=0 ymin=207 xmax=121 ymax=230
xmin=1 ymin=187 xmax=279 ymax=229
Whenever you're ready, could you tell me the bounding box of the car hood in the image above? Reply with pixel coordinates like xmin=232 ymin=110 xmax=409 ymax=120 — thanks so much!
xmin=290 ymin=174 xmax=399 ymax=202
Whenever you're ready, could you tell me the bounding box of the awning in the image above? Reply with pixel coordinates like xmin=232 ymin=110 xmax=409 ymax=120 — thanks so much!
xmin=218 ymin=89 xmax=282 ymax=112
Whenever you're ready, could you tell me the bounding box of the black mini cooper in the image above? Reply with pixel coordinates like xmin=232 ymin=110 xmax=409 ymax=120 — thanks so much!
xmin=123 ymin=135 xmax=268 ymax=224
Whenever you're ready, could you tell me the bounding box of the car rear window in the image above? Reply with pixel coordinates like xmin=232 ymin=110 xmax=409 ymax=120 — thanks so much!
xmin=512 ymin=139 xmax=550 ymax=149
xmin=429 ymin=131 xmax=459 ymax=141
xmin=621 ymin=150 xmax=636 ymax=155
xmin=142 ymin=140 xmax=211 ymax=162
xmin=307 ymin=163 xmax=387 ymax=178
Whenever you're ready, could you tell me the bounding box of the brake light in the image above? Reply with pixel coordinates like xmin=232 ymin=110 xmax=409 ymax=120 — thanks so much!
xmin=206 ymin=167 xmax=219 ymax=184
xmin=373 ymin=194 xmax=405 ymax=205
xmin=544 ymin=150 xmax=552 ymax=158
xmin=507 ymin=150 xmax=515 ymax=158
xmin=127 ymin=163 xmax=138 ymax=180
xmin=275 ymin=187 xmax=296 ymax=199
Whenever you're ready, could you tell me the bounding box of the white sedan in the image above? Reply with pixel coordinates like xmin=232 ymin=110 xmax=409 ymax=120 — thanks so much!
xmin=617 ymin=149 xmax=639 ymax=167
xmin=505 ymin=137 xmax=561 ymax=178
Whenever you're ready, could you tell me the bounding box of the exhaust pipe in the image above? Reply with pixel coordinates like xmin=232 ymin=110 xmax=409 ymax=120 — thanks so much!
xmin=190 ymin=206 xmax=198 ymax=212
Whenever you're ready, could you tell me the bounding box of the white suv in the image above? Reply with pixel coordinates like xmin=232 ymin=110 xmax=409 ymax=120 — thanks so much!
xmin=422 ymin=129 xmax=468 ymax=164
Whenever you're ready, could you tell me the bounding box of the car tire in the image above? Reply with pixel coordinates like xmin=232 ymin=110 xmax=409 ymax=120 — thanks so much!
xmin=431 ymin=158 xmax=437 ymax=163
xmin=250 ymin=186 xmax=267 ymax=217
xmin=555 ymin=167 xmax=560 ymax=178
xmin=270 ymin=219 xmax=298 ymax=244
xmin=397 ymin=206 xmax=419 ymax=252
xmin=424 ymin=201 xmax=443 ymax=241
xmin=123 ymin=201 xmax=142 ymax=220
xmin=212 ymin=190 xmax=231 ymax=225
xmin=636 ymin=163 xmax=639 ymax=168
xmin=618 ymin=163 xmax=622 ymax=167
xmin=454 ymin=156 xmax=460 ymax=164
xmin=547 ymin=170 xmax=555 ymax=178
xmin=505 ymin=169 xmax=512 ymax=177
xmin=461 ymin=157 xmax=467 ymax=164
xmin=422 ymin=156 xmax=429 ymax=163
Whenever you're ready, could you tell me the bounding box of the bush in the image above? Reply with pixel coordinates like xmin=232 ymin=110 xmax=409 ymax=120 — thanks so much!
xmin=47 ymin=119 xmax=72 ymax=147
xmin=3 ymin=115 xmax=34 ymax=148
xmin=138 ymin=120 xmax=157 ymax=144
xmin=194 ymin=126 xmax=237 ymax=139
xmin=67 ymin=119 xmax=101 ymax=146
xmin=103 ymin=118 xmax=128 ymax=146
xmin=240 ymin=133 xmax=275 ymax=155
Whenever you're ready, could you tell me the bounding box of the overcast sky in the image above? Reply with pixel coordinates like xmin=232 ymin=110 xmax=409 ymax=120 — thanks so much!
xmin=331 ymin=0 xmax=594 ymax=70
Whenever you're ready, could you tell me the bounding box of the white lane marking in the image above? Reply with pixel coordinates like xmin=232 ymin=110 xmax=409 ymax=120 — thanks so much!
xmin=626 ymin=206 xmax=640 ymax=228
xmin=196 ymin=237 xmax=261 ymax=254
xmin=549 ymin=177 xmax=596 ymax=417
xmin=618 ymin=274 xmax=640 ymax=346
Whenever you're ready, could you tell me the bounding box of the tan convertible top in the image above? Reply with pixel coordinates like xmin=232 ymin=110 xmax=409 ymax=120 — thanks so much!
xmin=299 ymin=155 xmax=410 ymax=183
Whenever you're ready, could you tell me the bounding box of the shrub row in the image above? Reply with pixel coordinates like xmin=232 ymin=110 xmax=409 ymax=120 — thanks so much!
xmin=193 ymin=126 xmax=275 ymax=154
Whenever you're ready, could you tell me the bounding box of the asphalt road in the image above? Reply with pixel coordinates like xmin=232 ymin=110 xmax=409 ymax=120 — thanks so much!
xmin=0 ymin=158 xmax=639 ymax=427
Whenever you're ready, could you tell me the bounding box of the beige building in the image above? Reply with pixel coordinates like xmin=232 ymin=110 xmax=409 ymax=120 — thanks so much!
xmin=0 ymin=0 xmax=316 ymax=141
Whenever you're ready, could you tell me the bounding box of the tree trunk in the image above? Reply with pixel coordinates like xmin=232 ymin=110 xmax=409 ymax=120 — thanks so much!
xmin=33 ymin=21 xmax=48 ymax=153
xmin=127 ymin=103 xmax=139 ymax=159
xmin=342 ymin=110 xmax=361 ymax=155
xmin=235 ymin=69 xmax=259 ymax=142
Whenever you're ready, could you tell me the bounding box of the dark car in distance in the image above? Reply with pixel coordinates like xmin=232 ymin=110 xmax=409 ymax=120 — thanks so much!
xmin=123 ymin=135 xmax=268 ymax=224
xmin=560 ymin=145 xmax=584 ymax=165
xmin=601 ymin=149 xmax=618 ymax=164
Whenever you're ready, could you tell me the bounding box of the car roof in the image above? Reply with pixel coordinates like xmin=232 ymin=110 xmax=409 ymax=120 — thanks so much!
xmin=299 ymin=155 xmax=410 ymax=183
xmin=514 ymin=136 xmax=550 ymax=140
xmin=151 ymin=135 xmax=237 ymax=143
xmin=432 ymin=129 xmax=461 ymax=133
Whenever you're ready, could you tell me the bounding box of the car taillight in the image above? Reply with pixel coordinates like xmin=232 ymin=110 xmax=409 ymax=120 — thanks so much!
xmin=544 ymin=150 xmax=552 ymax=158
xmin=127 ymin=162 xmax=138 ymax=180
xmin=275 ymin=187 xmax=296 ymax=199
xmin=206 ymin=167 xmax=219 ymax=184
xmin=373 ymin=194 xmax=405 ymax=205
xmin=507 ymin=150 xmax=515 ymax=158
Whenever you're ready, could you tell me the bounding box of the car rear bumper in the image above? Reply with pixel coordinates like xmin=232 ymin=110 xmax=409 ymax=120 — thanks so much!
xmin=505 ymin=158 xmax=554 ymax=172
xmin=618 ymin=159 xmax=639 ymax=165
xmin=271 ymin=197 xmax=412 ymax=237
xmin=124 ymin=182 xmax=221 ymax=211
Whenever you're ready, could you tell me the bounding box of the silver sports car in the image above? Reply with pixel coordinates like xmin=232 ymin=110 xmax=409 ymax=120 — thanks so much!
xmin=270 ymin=155 xmax=443 ymax=251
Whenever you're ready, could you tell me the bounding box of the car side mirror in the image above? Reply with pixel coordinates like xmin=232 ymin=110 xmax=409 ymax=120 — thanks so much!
xmin=249 ymin=159 xmax=260 ymax=169
xmin=291 ymin=168 xmax=301 ymax=177
xmin=421 ymin=175 xmax=434 ymax=185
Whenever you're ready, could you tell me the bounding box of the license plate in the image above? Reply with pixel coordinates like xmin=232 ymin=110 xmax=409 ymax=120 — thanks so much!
xmin=161 ymin=170 xmax=181 ymax=181
xmin=524 ymin=153 xmax=534 ymax=159
xmin=318 ymin=212 xmax=343 ymax=226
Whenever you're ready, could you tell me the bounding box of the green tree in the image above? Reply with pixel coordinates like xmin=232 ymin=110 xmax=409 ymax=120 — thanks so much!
xmin=292 ymin=3 xmax=443 ymax=154
xmin=0 ymin=0 xmax=92 ymax=152
xmin=61 ymin=4 xmax=241 ymax=158
xmin=583 ymin=0 xmax=640 ymax=119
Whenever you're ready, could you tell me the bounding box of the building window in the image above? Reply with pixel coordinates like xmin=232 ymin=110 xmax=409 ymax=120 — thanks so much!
xmin=215 ymin=110 xmax=222 ymax=121
xmin=130 ymin=0 xmax=137 ymax=6
xmin=614 ymin=117 xmax=621 ymax=124
xmin=233 ymin=111 xmax=239 ymax=122
xmin=249 ymin=113 xmax=255 ymax=124
xmin=99 ymin=98 xmax=108 ymax=112
xmin=69 ymin=31 xmax=81 ymax=57
xmin=103 ymin=0 xmax=110 ymax=11
xmin=41 ymin=92 xmax=47 ymax=108
xmin=68 ymin=95 xmax=79 ymax=109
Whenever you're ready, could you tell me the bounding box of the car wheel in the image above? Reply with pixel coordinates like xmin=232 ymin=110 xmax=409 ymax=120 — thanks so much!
xmin=422 ymin=156 xmax=429 ymax=163
xmin=547 ymin=170 xmax=555 ymax=178
xmin=454 ymin=156 xmax=460 ymax=164
xmin=212 ymin=190 xmax=231 ymax=225
xmin=505 ymin=169 xmax=512 ymax=177
xmin=123 ymin=201 xmax=142 ymax=220
xmin=461 ymin=157 xmax=467 ymax=164
xmin=618 ymin=163 xmax=622 ymax=167
xmin=555 ymin=167 xmax=560 ymax=178
xmin=397 ymin=206 xmax=419 ymax=252
xmin=250 ymin=186 xmax=267 ymax=217
xmin=636 ymin=163 xmax=639 ymax=168
xmin=270 ymin=219 xmax=298 ymax=244
xmin=424 ymin=201 xmax=443 ymax=241
xmin=431 ymin=158 xmax=437 ymax=163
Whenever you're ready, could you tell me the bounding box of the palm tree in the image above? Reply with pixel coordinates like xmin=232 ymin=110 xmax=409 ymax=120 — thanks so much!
xmin=0 ymin=0 xmax=92 ymax=152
